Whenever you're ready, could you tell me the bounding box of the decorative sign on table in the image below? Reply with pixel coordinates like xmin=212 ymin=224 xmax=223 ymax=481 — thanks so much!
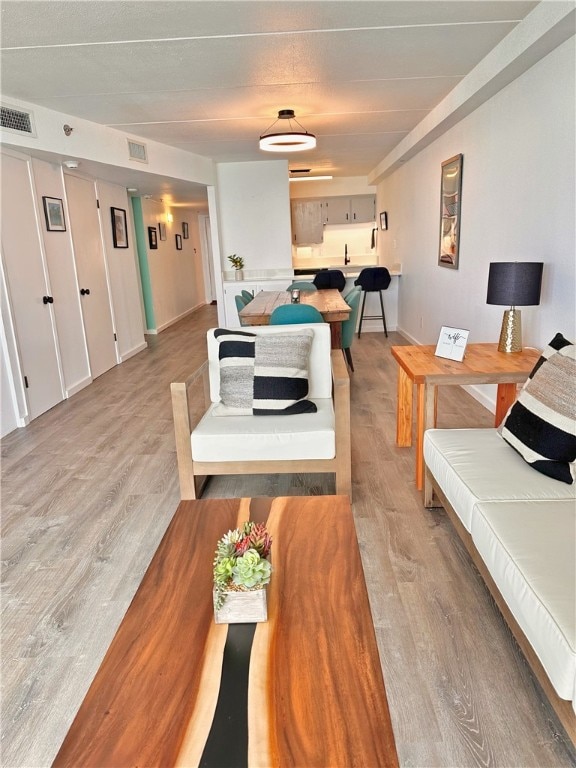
xmin=435 ymin=326 xmax=469 ymax=362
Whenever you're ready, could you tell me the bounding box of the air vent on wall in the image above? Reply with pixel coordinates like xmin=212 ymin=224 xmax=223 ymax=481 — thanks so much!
xmin=127 ymin=139 xmax=148 ymax=163
xmin=1 ymin=104 xmax=36 ymax=137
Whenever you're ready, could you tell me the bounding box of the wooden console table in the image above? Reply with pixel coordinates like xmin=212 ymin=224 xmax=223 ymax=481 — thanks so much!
xmin=391 ymin=343 xmax=540 ymax=501
xmin=53 ymin=496 xmax=398 ymax=768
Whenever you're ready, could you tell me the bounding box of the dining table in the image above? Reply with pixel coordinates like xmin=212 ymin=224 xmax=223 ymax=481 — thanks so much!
xmin=239 ymin=289 xmax=351 ymax=349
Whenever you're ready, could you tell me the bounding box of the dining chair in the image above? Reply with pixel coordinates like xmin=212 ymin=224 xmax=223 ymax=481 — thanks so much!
xmin=341 ymin=286 xmax=362 ymax=372
xmin=241 ymin=289 xmax=254 ymax=303
xmin=235 ymin=294 xmax=250 ymax=326
xmin=286 ymin=281 xmax=317 ymax=291
xmin=270 ymin=304 xmax=324 ymax=325
xmin=313 ymin=269 xmax=346 ymax=292
xmin=354 ymin=267 xmax=392 ymax=337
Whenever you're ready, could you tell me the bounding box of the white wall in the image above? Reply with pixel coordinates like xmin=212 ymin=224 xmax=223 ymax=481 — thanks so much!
xmin=215 ymin=160 xmax=292 ymax=271
xmin=289 ymin=176 xmax=375 ymax=199
xmin=376 ymin=37 xmax=575 ymax=408
xmin=378 ymin=37 xmax=575 ymax=348
xmin=141 ymin=198 xmax=205 ymax=331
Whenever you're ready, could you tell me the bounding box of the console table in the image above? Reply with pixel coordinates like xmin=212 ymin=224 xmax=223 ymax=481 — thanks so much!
xmin=391 ymin=343 xmax=540 ymax=502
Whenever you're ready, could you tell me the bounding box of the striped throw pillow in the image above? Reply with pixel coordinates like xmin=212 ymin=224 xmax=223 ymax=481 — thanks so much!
xmin=500 ymin=333 xmax=576 ymax=484
xmin=213 ymin=328 xmax=256 ymax=414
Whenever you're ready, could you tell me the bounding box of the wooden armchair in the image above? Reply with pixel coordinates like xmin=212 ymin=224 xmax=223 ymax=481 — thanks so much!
xmin=171 ymin=324 xmax=351 ymax=499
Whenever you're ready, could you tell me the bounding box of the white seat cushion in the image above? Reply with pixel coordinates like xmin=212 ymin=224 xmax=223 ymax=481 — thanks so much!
xmin=472 ymin=500 xmax=576 ymax=701
xmin=424 ymin=429 xmax=575 ymax=532
xmin=191 ymin=398 xmax=335 ymax=462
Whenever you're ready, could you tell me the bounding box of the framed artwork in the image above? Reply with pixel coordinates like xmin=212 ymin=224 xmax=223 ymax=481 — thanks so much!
xmin=175 ymin=233 xmax=183 ymax=250
xmin=42 ymin=196 xmax=66 ymax=231
xmin=148 ymin=226 xmax=158 ymax=249
xmin=158 ymin=222 xmax=167 ymax=241
xmin=435 ymin=326 xmax=469 ymax=362
xmin=182 ymin=222 xmax=189 ymax=239
xmin=111 ymin=207 xmax=128 ymax=248
xmin=379 ymin=211 xmax=388 ymax=230
xmin=438 ymin=154 xmax=463 ymax=269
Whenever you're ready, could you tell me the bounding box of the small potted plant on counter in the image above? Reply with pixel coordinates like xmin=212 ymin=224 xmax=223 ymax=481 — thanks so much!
xmin=228 ymin=253 xmax=245 ymax=280
xmin=213 ymin=521 xmax=272 ymax=624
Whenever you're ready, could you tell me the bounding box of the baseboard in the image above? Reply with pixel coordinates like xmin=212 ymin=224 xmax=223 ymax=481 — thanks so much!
xmin=66 ymin=376 xmax=93 ymax=398
xmin=120 ymin=341 xmax=148 ymax=362
xmin=155 ymin=303 xmax=206 ymax=334
xmin=358 ymin=319 xmax=398 ymax=333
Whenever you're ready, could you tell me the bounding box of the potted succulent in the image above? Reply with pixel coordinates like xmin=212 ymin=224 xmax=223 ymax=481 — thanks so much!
xmin=213 ymin=521 xmax=272 ymax=624
xmin=228 ymin=253 xmax=245 ymax=280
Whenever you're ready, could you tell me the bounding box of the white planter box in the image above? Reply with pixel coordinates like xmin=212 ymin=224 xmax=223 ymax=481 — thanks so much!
xmin=213 ymin=586 xmax=268 ymax=624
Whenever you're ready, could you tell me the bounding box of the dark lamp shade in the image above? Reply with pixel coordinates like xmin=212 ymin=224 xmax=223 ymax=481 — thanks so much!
xmin=486 ymin=261 xmax=543 ymax=306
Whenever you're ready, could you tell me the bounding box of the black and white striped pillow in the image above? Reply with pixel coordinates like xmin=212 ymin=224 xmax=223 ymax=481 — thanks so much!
xmin=213 ymin=328 xmax=256 ymax=414
xmin=500 ymin=333 xmax=576 ymax=484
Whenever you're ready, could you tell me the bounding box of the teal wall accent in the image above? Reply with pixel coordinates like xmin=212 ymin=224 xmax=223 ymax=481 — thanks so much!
xmin=131 ymin=197 xmax=156 ymax=330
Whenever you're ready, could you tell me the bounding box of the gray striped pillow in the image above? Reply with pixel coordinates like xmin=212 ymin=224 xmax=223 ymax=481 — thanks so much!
xmin=500 ymin=333 xmax=576 ymax=484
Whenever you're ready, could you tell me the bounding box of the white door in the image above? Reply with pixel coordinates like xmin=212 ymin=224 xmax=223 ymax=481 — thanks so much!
xmin=0 ymin=152 xmax=64 ymax=420
xmin=65 ymin=174 xmax=118 ymax=379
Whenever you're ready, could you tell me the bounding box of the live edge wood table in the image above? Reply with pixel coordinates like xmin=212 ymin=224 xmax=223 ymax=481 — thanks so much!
xmin=53 ymin=496 xmax=398 ymax=768
xmin=391 ymin=343 xmax=540 ymax=503
xmin=239 ymin=289 xmax=351 ymax=349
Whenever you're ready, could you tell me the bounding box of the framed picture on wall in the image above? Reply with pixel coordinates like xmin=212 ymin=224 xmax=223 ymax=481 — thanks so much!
xmin=148 ymin=226 xmax=158 ymax=249
xmin=175 ymin=233 xmax=183 ymax=250
xmin=111 ymin=207 xmax=129 ymax=248
xmin=158 ymin=222 xmax=167 ymax=240
xmin=182 ymin=222 xmax=189 ymax=239
xmin=42 ymin=196 xmax=66 ymax=231
xmin=379 ymin=211 xmax=388 ymax=230
xmin=438 ymin=154 xmax=463 ymax=269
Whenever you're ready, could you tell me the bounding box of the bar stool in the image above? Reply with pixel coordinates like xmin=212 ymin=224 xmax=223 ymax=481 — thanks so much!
xmin=313 ymin=269 xmax=346 ymax=292
xmin=354 ymin=267 xmax=391 ymax=337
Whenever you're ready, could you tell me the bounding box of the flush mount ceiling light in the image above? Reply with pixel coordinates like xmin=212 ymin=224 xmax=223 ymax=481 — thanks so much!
xmin=259 ymin=109 xmax=316 ymax=152
xmin=289 ymin=175 xmax=333 ymax=182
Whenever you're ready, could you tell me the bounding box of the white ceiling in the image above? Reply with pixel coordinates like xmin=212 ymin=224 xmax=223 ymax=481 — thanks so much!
xmin=0 ymin=0 xmax=540 ymax=205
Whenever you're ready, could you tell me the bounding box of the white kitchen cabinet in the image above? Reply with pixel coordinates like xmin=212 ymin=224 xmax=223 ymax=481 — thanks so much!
xmin=350 ymin=195 xmax=376 ymax=223
xmin=290 ymin=200 xmax=323 ymax=244
xmin=322 ymin=195 xmax=376 ymax=224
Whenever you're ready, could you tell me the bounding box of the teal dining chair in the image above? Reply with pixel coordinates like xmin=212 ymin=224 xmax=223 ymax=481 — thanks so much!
xmin=341 ymin=286 xmax=362 ymax=371
xmin=235 ymin=294 xmax=250 ymax=326
xmin=270 ymin=304 xmax=324 ymax=325
xmin=241 ymin=289 xmax=254 ymax=303
xmin=286 ymin=281 xmax=317 ymax=291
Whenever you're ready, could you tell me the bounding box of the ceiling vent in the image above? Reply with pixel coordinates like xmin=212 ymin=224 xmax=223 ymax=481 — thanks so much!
xmin=1 ymin=104 xmax=36 ymax=137
xmin=127 ymin=139 xmax=148 ymax=163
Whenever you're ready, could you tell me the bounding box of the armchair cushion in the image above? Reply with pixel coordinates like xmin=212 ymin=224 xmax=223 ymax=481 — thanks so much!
xmin=212 ymin=327 xmax=317 ymax=416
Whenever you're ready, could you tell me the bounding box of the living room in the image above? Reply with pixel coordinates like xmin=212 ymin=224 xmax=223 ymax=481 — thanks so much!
xmin=1 ymin=2 xmax=575 ymax=766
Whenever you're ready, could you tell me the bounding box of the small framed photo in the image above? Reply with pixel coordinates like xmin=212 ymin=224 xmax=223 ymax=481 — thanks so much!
xmin=182 ymin=221 xmax=189 ymax=239
xmin=175 ymin=233 xmax=182 ymax=250
xmin=380 ymin=211 xmax=388 ymax=230
xmin=111 ymin=207 xmax=128 ymax=248
xmin=148 ymin=226 xmax=158 ymax=249
xmin=42 ymin=196 xmax=66 ymax=231
xmin=435 ymin=326 xmax=470 ymax=362
xmin=158 ymin=222 xmax=167 ymax=241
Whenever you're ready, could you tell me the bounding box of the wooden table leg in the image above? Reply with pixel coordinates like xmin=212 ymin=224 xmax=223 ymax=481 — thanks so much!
xmin=329 ymin=321 xmax=342 ymax=350
xmin=416 ymin=383 xmax=436 ymax=491
xmin=396 ymin=366 xmax=413 ymax=446
xmin=495 ymin=382 xmax=517 ymax=426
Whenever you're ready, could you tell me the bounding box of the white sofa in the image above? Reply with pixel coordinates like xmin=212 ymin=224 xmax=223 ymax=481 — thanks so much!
xmin=424 ymin=428 xmax=576 ymax=745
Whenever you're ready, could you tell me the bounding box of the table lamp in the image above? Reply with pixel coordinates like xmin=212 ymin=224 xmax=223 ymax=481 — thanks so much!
xmin=486 ymin=261 xmax=543 ymax=352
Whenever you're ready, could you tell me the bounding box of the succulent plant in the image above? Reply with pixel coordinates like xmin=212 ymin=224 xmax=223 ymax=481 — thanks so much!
xmin=232 ymin=549 xmax=272 ymax=589
xmin=213 ymin=521 xmax=273 ymax=610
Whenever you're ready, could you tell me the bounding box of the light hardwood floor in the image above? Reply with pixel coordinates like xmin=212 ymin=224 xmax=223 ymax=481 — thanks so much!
xmin=2 ymin=304 xmax=575 ymax=768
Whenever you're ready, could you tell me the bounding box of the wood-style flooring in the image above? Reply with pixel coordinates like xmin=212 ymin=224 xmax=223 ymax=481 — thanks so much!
xmin=2 ymin=304 xmax=575 ymax=768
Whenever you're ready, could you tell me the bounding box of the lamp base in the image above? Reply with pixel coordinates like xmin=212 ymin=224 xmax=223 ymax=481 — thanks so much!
xmin=498 ymin=308 xmax=522 ymax=353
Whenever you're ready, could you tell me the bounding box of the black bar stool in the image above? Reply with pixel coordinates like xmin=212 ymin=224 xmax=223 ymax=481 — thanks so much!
xmin=354 ymin=267 xmax=392 ymax=337
xmin=313 ymin=269 xmax=346 ymax=292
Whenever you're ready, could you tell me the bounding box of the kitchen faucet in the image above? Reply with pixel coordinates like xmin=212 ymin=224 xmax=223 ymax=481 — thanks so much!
xmin=344 ymin=243 xmax=350 ymax=265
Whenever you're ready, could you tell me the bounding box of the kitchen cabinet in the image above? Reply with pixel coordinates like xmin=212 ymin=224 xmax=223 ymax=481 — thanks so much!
xmin=290 ymin=200 xmax=323 ymax=244
xmin=223 ymin=279 xmax=291 ymax=327
xmin=322 ymin=195 xmax=376 ymax=224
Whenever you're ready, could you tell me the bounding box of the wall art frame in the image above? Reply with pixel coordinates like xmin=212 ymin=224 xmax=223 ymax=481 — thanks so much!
xmin=182 ymin=221 xmax=189 ymax=239
xmin=42 ymin=196 xmax=66 ymax=231
xmin=148 ymin=226 xmax=158 ymax=249
xmin=111 ymin=207 xmax=129 ymax=248
xmin=380 ymin=211 xmax=388 ymax=230
xmin=175 ymin=233 xmax=183 ymax=250
xmin=438 ymin=153 xmax=463 ymax=269
xmin=158 ymin=222 xmax=167 ymax=241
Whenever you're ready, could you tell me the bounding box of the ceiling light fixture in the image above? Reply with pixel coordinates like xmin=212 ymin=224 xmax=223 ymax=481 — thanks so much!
xmin=259 ymin=109 xmax=316 ymax=153
xmin=289 ymin=175 xmax=333 ymax=182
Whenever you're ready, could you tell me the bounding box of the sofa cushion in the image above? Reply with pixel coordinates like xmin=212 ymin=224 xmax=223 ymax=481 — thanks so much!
xmin=471 ymin=499 xmax=576 ymax=701
xmin=252 ymin=330 xmax=317 ymax=415
xmin=213 ymin=328 xmax=255 ymax=414
xmin=191 ymin=398 xmax=335 ymax=462
xmin=500 ymin=333 xmax=576 ymax=484
xmin=423 ymin=429 xmax=575 ymax=532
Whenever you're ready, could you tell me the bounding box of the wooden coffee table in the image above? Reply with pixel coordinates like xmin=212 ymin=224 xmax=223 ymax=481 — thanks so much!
xmin=391 ymin=343 xmax=540 ymax=502
xmin=53 ymin=496 xmax=398 ymax=767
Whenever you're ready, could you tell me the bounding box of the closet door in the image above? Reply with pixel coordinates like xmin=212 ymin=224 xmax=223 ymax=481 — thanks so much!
xmin=65 ymin=174 xmax=118 ymax=379
xmin=0 ymin=152 xmax=64 ymax=419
